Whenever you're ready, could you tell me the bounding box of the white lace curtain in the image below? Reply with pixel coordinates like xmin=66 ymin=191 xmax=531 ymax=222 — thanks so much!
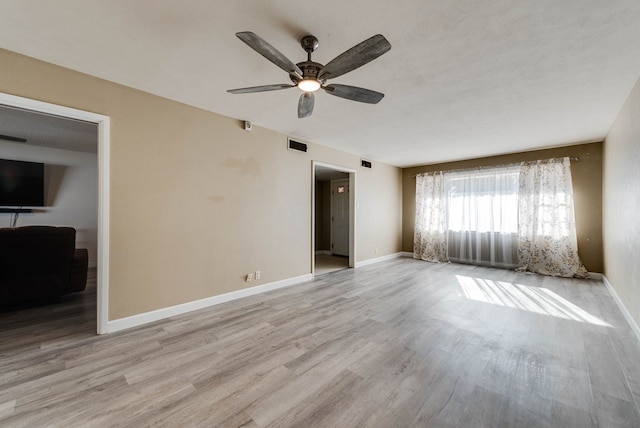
xmin=517 ymin=158 xmax=587 ymax=277
xmin=413 ymin=157 xmax=588 ymax=278
xmin=414 ymin=172 xmax=447 ymax=262
xmin=445 ymin=165 xmax=520 ymax=269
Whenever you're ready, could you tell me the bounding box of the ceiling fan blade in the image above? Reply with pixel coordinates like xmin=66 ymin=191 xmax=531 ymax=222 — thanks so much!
xmin=298 ymin=92 xmax=315 ymax=118
xmin=323 ymin=84 xmax=384 ymax=104
xmin=318 ymin=34 xmax=391 ymax=80
xmin=236 ymin=32 xmax=303 ymax=78
xmin=227 ymin=84 xmax=295 ymax=94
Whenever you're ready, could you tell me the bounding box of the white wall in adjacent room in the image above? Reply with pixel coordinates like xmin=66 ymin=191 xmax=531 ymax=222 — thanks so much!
xmin=1 ymin=141 xmax=98 ymax=266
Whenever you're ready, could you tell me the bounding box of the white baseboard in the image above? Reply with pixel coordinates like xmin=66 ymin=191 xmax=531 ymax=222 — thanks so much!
xmin=314 ymin=250 xmax=332 ymax=256
xmin=401 ymin=251 xmax=414 ymax=258
xmin=104 ymin=273 xmax=313 ymax=334
xmin=602 ymin=275 xmax=640 ymax=342
xmin=355 ymin=252 xmax=404 ymax=268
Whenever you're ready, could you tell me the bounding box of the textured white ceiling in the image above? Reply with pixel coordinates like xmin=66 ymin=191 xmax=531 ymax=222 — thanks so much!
xmin=1 ymin=1 xmax=639 ymax=167
xmin=0 ymin=105 xmax=97 ymax=153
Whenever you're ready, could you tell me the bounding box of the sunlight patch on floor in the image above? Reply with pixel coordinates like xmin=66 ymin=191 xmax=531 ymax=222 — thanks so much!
xmin=456 ymin=275 xmax=610 ymax=326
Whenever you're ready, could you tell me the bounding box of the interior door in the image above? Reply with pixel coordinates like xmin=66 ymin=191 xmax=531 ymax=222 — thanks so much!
xmin=331 ymin=179 xmax=349 ymax=256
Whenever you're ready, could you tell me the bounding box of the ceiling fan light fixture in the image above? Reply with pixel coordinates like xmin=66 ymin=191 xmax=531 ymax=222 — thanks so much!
xmin=298 ymin=78 xmax=321 ymax=92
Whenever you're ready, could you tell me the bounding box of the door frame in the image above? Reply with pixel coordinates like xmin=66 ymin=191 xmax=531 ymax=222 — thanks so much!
xmin=0 ymin=92 xmax=111 ymax=334
xmin=312 ymin=161 xmax=356 ymax=277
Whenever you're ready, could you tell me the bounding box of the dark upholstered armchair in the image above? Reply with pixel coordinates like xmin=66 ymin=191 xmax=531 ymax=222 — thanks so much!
xmin=0 ymin=226 xmax=88 ymax=306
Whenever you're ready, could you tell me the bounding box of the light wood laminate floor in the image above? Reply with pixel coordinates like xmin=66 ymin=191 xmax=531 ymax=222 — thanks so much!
xmin=315 ymin=254 xmax=349 ymax=276
xmin=1 ymin=259 xmax=640 ymax=427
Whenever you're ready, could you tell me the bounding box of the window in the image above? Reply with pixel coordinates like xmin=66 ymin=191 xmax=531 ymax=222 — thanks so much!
xmin=414 ymin=158 xmax=587 ymax=277
xmin=444 ymin=165 xmax=520 ymax=268
xmin=445 ymin=167 xmax=519 ymax=234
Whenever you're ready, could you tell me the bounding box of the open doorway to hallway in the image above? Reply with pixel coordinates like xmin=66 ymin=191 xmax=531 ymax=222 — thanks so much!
xmin=313 ymin=162 xmax=355 ymax=276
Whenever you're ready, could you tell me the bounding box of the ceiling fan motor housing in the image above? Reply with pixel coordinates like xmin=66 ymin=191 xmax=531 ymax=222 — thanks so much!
xmin=291 ymin=61 xmax=324 ymax=84
xmin=288 ymin=35 xmax=324 ymax=85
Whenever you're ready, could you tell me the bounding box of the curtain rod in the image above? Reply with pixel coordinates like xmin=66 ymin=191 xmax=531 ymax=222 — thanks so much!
xmin=409 ymin=156 xmax=580 ymax=178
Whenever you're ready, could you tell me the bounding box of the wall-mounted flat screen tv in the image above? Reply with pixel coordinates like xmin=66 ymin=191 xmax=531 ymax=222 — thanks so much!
xmin=0 ymin=158 xmax=45 ymax=207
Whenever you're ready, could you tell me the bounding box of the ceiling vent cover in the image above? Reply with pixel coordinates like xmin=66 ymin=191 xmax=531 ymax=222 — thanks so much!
xmin=288 ymin=138 xmax=308 ymax=153
xmin=0 ymin=134 xmax=27 ymax=143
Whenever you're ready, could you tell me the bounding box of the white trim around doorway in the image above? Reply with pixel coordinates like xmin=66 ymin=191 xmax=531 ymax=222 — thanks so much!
xmin=312 ymin=161 xmax=356 ymax=277
xmin=0 ymin=92 xmax=111 ymax=334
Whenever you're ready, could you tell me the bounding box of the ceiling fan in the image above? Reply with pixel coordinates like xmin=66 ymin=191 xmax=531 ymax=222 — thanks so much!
xmin=227 ymin=32 xmax=391 ymax=118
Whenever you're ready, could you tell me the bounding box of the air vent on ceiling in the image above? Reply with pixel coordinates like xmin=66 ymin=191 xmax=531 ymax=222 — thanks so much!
xmin=0 ymin=134 xmax=27 ymax=143
xmin=361 ymin=159 xmax=372 ymax=168
xmin=288 ymin=138 xmax=307 ymax=153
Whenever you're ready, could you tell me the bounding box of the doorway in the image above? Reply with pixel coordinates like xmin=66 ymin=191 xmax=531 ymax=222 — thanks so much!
xmin=312 ymin=161 xmax=355 ymax=276
xmin=0 ymin=92 xmax=110 ymax=334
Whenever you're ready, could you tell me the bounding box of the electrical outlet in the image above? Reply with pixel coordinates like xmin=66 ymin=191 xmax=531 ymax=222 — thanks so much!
xmin=255 ymin=270 xmax=261 ymax=280
xmin=246 ymin=273 xmax=253 ymax=282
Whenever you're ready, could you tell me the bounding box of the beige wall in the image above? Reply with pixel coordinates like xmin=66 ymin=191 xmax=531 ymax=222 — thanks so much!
xmin=603 ymin=76 xmax=640 ymax=328
xmin=402 ymin=142 xmax=604 ymax=272
xmin=0 ymin=48 xmax=403 ymax=320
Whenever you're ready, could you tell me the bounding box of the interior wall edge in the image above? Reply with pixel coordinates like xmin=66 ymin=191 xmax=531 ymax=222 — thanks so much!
xmin=603 ymin=275 xmax=640 ymax=343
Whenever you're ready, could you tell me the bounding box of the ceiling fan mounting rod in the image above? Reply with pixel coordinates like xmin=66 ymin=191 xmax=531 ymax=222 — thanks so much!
xmin=298 ymin=36 xmax=322 ymax=82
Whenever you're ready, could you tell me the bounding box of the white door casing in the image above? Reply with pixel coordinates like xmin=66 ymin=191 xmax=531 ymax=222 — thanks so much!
xmin=0 ymin=92 xmax=110 ymax=334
